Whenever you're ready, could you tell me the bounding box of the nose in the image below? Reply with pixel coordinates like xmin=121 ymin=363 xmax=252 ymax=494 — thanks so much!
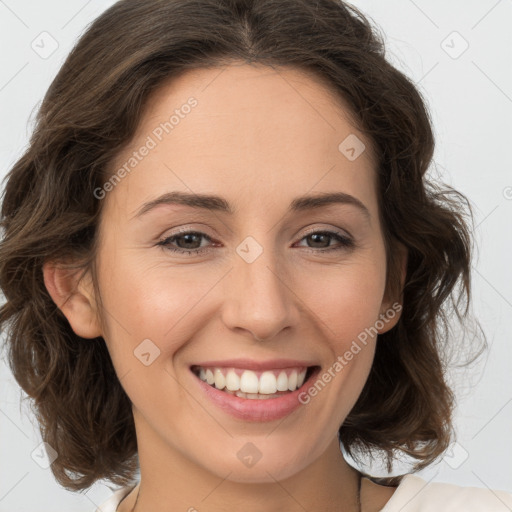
xmin=221 ymin=240 xmax=300 ymax=342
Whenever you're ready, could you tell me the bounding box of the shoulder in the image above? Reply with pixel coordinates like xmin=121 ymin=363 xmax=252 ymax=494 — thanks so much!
xmin=378 ymin=474 xmax=512 ymax=511
xmin=94 ymin=484 xmax=137 ymax=512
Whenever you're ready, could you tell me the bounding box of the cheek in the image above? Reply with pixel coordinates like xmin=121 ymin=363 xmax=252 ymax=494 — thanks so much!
xmin=298 ymin=259 xmax=387 ymax=339
xmin=293 ymin=264 xmax=384 ymax=433
xmin=96 ymin=249 xmax=221 ymax=359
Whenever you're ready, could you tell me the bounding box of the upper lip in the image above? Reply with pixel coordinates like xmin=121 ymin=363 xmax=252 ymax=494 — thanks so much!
xmin=190 ymin=358 xmax=319 ymax=371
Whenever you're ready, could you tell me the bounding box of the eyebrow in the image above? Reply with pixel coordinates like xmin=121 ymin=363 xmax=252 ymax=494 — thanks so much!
xmin=132 ymin=190 xmax=371 ymax=220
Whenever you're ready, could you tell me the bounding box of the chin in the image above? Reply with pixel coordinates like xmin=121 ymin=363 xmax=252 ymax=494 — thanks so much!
xmin=193 ymin=442 xmax=314 ymax=484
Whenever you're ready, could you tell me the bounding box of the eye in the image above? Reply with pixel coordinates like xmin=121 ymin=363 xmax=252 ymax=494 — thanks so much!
xmin=156 ymin=228 xmax=354 ymax=256
xmin=156 ymin=231 xmax=216 ymax=255
xmin=294 ymin=230 xmax=355 ymax=253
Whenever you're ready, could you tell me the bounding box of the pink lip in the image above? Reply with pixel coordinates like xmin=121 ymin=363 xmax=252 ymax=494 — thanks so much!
xmin=190 ymin=358 xmax=318 ymax=371
xmin=190 ymin=365 xmax=321 ymax=422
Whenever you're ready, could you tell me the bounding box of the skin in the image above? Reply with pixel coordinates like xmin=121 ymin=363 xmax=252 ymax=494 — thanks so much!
xmin=44 ymin=63 xmax=405 ymax=512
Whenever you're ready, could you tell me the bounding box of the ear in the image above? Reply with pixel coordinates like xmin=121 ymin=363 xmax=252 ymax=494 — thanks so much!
xmin=42 ymin=261 xmax=102 ymax=339
xmin=378 ymin=243 xmax=408 ymax=334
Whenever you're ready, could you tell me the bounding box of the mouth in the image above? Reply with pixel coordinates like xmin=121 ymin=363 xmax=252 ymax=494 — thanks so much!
xmin=190 ymin=364 xmax=321 ymax=400
xmin=189 ymin=362 xmax=322 ymax=421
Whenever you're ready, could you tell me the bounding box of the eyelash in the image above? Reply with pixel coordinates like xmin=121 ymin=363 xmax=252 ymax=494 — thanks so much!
xmin=156 ymin=229 xmax=355 ymax=256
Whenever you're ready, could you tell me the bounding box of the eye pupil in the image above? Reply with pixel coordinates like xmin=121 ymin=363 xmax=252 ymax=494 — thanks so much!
xmin=177 ymin=233 xmax=201 ymax=249
xmin=308 ymin=233 xmax=330 ymax=248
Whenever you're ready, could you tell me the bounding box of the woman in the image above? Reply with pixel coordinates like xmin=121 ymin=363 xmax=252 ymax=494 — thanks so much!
xmin=1 ymin=1 xmax=510 ymax=511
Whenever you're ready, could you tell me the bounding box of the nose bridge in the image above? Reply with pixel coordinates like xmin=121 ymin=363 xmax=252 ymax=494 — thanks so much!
xmin=222 ymin=233 xmax=299 ymax=340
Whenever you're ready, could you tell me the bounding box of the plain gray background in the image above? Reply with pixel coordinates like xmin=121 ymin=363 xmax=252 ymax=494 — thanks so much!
xmin=0 ymin=1 xmax=511 ymax=511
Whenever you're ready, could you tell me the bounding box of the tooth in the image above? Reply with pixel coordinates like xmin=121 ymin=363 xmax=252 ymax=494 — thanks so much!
xmin=276 ymin=371 xmax=289 ymax=391
xmin=235 ymin=390 xmax=248 ymax=399
xmin=258 ymin=371 xmax=277 ymax=394
xmin=225 ymin=368 xmax=240 ymax=391
xmin=240 ymin=370 xmax=259 ymax=393
xmin=205 ymin=368 xmax=215 ymax=385
xmin=214 ymin=368 xmax=226 ymax=390
xmin=288 ymin=370 xmax=298 ymax=391
xmin=199 ymin=366 xmax=308 ymax=394
xmin=297 ymin=369 xmax=306 ymax=388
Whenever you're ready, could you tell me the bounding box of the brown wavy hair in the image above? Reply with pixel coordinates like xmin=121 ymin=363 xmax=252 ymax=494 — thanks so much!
xmin=0 ymin=0 xmax=484 ymax=492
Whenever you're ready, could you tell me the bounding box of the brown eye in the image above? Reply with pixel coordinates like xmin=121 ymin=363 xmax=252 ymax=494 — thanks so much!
xmin=296 ymin=230 xmax=354 ymax=252
xmin=157 ymin=231 xmax=214 ymax=255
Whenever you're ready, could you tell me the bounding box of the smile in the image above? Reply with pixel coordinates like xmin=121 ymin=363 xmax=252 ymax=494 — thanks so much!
xmin=190 ymin=364 xmax=321 ymax=422
xmin=191 ymin=366 xmax=309 ymax=398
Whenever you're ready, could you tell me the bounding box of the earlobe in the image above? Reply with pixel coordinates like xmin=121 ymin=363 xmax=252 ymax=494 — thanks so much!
xmin=378 ymin=243 xmax=408 ymax=334
xmin=377 ymin=301 xmax=403 ymax=334
xmin=42 ymin=261 xmax=102 ymax=339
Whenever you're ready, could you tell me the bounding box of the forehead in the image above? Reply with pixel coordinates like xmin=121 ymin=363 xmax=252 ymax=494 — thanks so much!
xmin=104 ymin=63 xmax=378 ymax=220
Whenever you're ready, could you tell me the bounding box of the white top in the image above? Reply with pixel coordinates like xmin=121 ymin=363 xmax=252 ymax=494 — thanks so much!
xmin=94 ymin=474 xmax=512 ymax=512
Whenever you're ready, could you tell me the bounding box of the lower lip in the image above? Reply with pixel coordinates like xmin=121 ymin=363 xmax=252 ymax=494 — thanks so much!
xmin=191 ymin=367 xmax=320 ymax=422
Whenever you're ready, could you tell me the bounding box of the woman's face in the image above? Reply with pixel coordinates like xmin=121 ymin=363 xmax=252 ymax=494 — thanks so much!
xmin=89 ymin=63 xmax=400 ymax=483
